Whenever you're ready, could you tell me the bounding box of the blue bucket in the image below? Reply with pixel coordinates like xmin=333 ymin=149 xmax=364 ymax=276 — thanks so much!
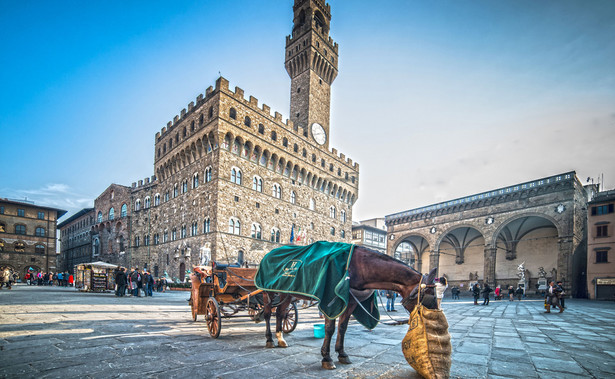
xmin=313 ymin=324 xmax=325 ymax=338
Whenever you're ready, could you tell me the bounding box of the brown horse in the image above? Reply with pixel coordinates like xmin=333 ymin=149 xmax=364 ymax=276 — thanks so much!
xmin=261 ymin=245 xmax=438 ymax=370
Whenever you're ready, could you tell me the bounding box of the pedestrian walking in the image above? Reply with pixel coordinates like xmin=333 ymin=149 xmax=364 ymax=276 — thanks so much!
xmin=508 ymin=285 xmax=514 ymax=301
xmin=385 ymin=290 xmax=397 ymax=311
xmin=115 ymin=268 xmax=127 ymax=297
xmin=556 ymin=281 xmax=565 ymax=309
xmin=472 ymin=282 xmax=481 ymax=305
xmin=482 ymin=283 xmax=492 ymax=305
xmin=515 ymin=285 xmax=523 ymax=301
xmin=435 ymin=276 xmax=448 ymax=308
xmin=494 ymin=285 xmax=501 ymax=300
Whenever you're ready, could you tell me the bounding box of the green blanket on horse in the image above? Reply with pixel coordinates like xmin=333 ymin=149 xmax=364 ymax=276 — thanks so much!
xmin=255 ymin=241 xmax=379 ymax=329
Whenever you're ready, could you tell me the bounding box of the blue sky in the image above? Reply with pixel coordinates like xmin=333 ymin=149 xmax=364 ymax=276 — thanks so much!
xmin=1 ymin=0 xmax=614 ymax=222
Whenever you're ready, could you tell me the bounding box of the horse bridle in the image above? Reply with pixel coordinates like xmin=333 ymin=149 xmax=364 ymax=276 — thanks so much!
xmin=401 ymin=276 xmax=435 ymax=309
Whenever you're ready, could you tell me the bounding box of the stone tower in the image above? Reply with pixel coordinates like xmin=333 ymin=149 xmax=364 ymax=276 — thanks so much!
xmin=285 ymin=0 xmax=338 ymax=150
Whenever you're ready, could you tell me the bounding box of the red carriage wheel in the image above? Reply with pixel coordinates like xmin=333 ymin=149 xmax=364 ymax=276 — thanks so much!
xmin=282 ymin=302 xmax=298 ymax=334
xmin=206 ymin=297 xmax=221 ymax=338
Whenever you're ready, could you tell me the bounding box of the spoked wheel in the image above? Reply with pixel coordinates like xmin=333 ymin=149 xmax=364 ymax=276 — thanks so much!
xmin=282 ymin=302 xmax=298 ymax=334
xmin=206 ymin=297 xmax=221 ymax=338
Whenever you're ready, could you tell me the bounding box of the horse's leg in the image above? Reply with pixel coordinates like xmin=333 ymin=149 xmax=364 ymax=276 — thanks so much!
xmin=274 ymin=294 xmax=291 ymax=347
xmin=321 ymin=317 xmax=337 ymax=370
xmin=335 ymin=303 xmax=357 ymax=365
xmin=263 ymin=293 xmax=275 ymax=348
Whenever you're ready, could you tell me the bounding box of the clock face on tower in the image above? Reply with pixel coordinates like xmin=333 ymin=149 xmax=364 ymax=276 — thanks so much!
xmin=311 ymin=123 xmax=327 ymax=145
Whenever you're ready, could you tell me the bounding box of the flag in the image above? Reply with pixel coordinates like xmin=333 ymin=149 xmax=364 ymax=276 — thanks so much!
xmin=296 ymin=227 xmax=302 ymax=242
xmin=290 ymin=224 xmax=295 ymax=243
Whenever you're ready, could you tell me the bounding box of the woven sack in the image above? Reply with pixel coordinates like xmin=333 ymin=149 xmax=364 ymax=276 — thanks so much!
xmin=402 ymin=304 xmax=451 ymax=379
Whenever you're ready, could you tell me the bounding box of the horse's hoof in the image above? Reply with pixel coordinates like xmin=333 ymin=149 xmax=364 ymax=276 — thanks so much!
xmin=322 ymin=361 xmax=336 ymax=370
xmin=338 ymin=356 xmax=352 ymax=365
xmin=278 ymin=341 xmax=288 ymax=348
xmin=265 ymin=341 xmax=275 ymax=348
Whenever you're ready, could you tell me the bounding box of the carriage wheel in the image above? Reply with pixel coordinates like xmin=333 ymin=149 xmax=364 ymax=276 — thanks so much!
xmin=282 ymin=302 xmax=298 ymax=334
xmin=206 ymin=297 xmax=221 ymax=338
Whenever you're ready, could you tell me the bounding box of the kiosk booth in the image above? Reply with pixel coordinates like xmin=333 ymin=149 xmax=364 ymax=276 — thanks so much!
xmin=74 ymin=261 xmax=118 ymax=292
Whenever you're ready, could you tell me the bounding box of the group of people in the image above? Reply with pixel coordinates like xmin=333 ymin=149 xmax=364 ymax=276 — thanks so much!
xmin=22 ymin=271 xmax=73 ymax=287
xmin=544 ymin=280 xmax=565 ymax=313
xmin=113 ymin=267 xmax=168 ymax=297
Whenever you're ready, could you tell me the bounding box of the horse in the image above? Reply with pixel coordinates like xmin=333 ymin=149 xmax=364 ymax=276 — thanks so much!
xmin=260 ymin=245 xmax=438 ymax=370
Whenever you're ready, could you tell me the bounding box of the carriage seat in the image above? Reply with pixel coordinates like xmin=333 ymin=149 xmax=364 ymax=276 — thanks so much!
xmin=213 ymin=262 xmax=240 ymax=270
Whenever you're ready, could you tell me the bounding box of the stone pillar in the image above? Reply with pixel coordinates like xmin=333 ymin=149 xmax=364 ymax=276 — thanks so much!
xmin=429 ymin=250 xmax=440 ymax=276
xmin=558 ymin=236 xmax=573 ymax=287
xmin=484 ymin=247 xmax=497 ymax=286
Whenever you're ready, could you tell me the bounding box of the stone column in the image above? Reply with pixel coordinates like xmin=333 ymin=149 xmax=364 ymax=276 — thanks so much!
xmin=429 ymin=250 xmax=440 ymax=276
xmin=557 ymin=236 xmax=573 ymax=287
xmin=484 ymin=247 xmax=497 ymax=286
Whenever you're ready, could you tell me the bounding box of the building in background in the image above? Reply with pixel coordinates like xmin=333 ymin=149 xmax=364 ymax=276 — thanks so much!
xmin=57 ymin=208 xmax=94 ymax=273
xmin=351 ymin=218 xmax=387 ymax=254
xmin=58 ymin=1 xmax=359 ymax=282
xmin=587 ymin=189 xmax=615 ymax=300
xmin=386 ymin=172 xmax=589 ymax=297
xmin=0 ymin=198 xmax=66 ymax=276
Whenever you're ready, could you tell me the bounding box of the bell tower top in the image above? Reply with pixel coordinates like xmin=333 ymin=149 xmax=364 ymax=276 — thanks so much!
xmin=285 ymin=0 xmax=338 ymax=150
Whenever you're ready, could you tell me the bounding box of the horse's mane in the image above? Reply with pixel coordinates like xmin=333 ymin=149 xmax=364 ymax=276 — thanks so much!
xmin=353 ymin=244 xmax=422 ymax=276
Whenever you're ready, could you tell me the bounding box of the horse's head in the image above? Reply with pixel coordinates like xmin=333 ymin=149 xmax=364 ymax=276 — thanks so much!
xmin=401 ymin=268 xmax=439 ymax=313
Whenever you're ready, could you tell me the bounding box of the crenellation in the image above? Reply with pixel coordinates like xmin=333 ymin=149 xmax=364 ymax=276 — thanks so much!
xmin=188 ymin=101 xmax=194 ymax=111
xmin=274 ymin=112 xmax=282 ymax=122
xmin=197 ymin=94 xmax=203 ymax=103
xmin=262 ymin=104 xmax=271 ymax=115
xmin=166 ymin=121 xmax=172 ymax=128
xmin=286 ymin=119 xmax=294 ymax=130
xmin=233 ymin=86 xmax=245 ymax=100
xmin=331 ymin=148 xmax=337 ymax=156
xmin=339 ymin=153 xmax=345 ymax=161
xmin=180 ymin=108 xmax=186 ymax=118
xmin=205 ymin=86 xmax=213 ymax=97
xmin=216 ymin=77 xmax=229 ymax=91
xmin=132 ymin=182 xmax=136 ymax=188
xmin=249 ymin=95 xmax=258 ymax=107
xmin=156 ymin=132 xmax=161 ymax=140
xmin=138 ymin=180 xmax=143 ymax=187
xmin=173 ymin=115 xmax=179 ymax=124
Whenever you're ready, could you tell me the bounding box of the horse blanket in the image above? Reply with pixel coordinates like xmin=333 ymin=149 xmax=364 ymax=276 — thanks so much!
xmin=255 ymin=241 xmax=379 ymax=329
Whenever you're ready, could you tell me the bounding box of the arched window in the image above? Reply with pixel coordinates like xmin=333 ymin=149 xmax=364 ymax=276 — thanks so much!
xmin=251 ymin=223 xmax=262 ymax=239
xmin=252 ymin=176 xmax=263 ymax=192
xmin=172 ymin=228 xmax=177 ymax=241
xmin=164 ymin=192 xmax=169 ymax=202
xmin=205 ymin=167 xmax=213 ymax=182
xmin=330 ymin=206 xmax=336 ymax=219
xmin=282 ymin=137 xmax=288 ymax=147
xmin=258 ymin=124 xmax=264 ymax=134
xmin=395 ymin=242 xmax=415 ymax=266
xmin=163 ymin=230 xmax=169 ymax=243
xmin=290 ymin=191 xmax=296 ymax=204
xmin=272 ymin=184 xmax=281 ymax=199
xmin=108 ymin=208 xmax=115 ymax=220
xmin=173 ymin=184 xmax=178 ymax=198
xmin=35 ymin=244 xmax=45 ymax=254
xmin=190 ymin=120 xmax=195 ymax=132
xmin=270 ymin=227 xmax=280 ymax=243
xmin=144 ymin=234 xmax=150 ymax=246
xmin=181 ymin=225 xmax=187 ymax=238
xmin=97 ymin=211 xmax=103 ymax=223
xmin=244 ymin=116 xmax=251 ymax=127
xmin=35 ymin=227 xmax=46 ymax=237
xmin=182 ymin=180 xmax=188 ymax=194
xmin=199 ymin=113 xmax=204 ymax=125
xmin=92 ymin=238 xmax=100 ymax=256
xmin=302 ymin=148 xmax=307 ymax=157
xmin=191 ymin=222 xmax=198 ymax=236
xmin=229 ymin=218 xmax=241 ymax=235
xmin=120 ymin=204 xmax=127 ymax=217
xmin=153 ymin=234 xmax=159 ymax=245
xmin=193 ymin=173 xmax=199 ymax=188
xmin=135 ymin=236 xmax=140 ymax=247
xmin=229 ymin=108 xmax=237 ymax=119
xmin=309 ymin=198 xmax=315 ymax=211
xmin=135 ymin=199 xmax=141 ymax=211
xmin=154 ymin=194 xmax=160 ymax=206
xmin=340 ymin=210 xmax=346 ymax=223
xmin=231 ymin=168 xmax=242 ymax=184
xmin=271 ymin=131 xmax=277 ymax=141
xmin=330 ymin=227 xmax=335 ymax=236
xmin=144 ymin=197 xmax=151 ymax=209
xmin=203 ymin=218 xmax=210 ymax=233
xmin=341 ymin=230 xmax=346 ymax=238
xmin=208 ymin=106 xmax=213 ymax=119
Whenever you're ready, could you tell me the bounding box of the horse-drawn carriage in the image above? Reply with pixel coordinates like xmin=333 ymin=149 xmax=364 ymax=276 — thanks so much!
xmin=189 ymin=262 xmax=298 ymax=338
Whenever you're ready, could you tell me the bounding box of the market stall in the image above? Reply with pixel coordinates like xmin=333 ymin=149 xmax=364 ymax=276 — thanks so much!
xmin=74 ymin=261 xmax=119 ymax=292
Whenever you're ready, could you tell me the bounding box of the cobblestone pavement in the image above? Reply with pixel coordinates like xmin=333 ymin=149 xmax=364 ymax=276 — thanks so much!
xmin=1 ymin=285 xmax=614 ymax=378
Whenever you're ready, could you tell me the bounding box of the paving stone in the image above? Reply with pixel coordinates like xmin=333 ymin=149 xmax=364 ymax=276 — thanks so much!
xmin=2 ymin=285 xmax=615 ymax=378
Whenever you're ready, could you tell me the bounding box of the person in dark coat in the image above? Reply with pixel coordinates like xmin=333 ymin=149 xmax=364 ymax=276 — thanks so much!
xmin=472 ymin=283 xmax=481 ymax=305
xmin=556 ymin=281 xmax=565 ymax=309
xmin=481 ymin=283 xmax=492 ymax=305
xmin=115 ymin=268 xmax=127 ymax=297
